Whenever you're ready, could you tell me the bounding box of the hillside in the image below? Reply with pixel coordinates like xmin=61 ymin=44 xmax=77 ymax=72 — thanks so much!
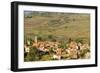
xmin=24 ymin=11 xmax=90 ymax=43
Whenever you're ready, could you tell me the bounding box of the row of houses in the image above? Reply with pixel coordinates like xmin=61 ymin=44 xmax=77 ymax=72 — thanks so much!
xmin=24 ymin=39 xmax=90 ymax=60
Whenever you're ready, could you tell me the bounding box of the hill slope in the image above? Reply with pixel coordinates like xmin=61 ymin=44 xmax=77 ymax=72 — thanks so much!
xmin=24 ymin=11 xmax=90 ymax=43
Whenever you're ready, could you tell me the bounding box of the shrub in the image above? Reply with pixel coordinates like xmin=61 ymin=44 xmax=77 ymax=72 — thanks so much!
xmin=24 ymin=47 xmax=40 ymax=61
xmin=48 ymin=35 xmax=53 ymax=39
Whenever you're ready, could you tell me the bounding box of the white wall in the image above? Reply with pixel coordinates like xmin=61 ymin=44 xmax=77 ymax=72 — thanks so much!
xmin=0 ymin=0 xmax=99 ymax=73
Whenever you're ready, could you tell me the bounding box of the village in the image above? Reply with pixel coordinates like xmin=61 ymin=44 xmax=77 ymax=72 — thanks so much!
xmin=24 ymin=36 xmax=90 ymax=61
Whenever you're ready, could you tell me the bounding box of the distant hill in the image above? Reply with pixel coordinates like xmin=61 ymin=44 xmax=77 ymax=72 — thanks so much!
xmin=24 ymin=11 xmax=90 ymax=43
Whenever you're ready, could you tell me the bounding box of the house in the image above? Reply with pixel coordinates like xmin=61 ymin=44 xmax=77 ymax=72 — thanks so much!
xmin=24 ymin=45 xmax=30 ymax=53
